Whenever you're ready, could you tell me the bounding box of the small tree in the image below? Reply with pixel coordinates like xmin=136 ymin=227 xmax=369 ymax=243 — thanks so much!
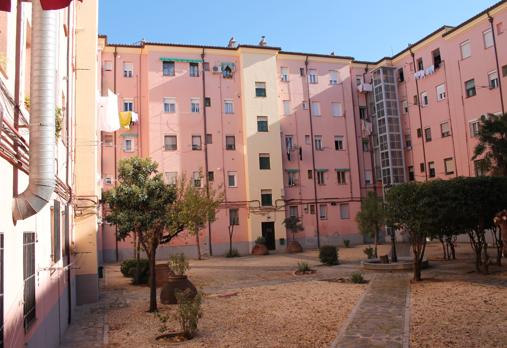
xmin=282 ymin=216 xmax=304 ymax=241
xmin=227 ymin=210 xmax=239 ymax=256
xmin=356 ymin=192 xmax=385 ymax=258
xmin=472 ymin=113 xmax=507 ymax=176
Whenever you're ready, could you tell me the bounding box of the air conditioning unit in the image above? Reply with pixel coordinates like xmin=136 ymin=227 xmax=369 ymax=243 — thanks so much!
xmin=212 ymin=65 xmax=222 ymax=74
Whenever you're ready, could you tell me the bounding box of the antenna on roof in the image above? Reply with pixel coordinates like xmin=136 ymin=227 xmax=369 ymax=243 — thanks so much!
xmin=259 ymin=35 xmax=267 ymax=47
xmin=228 ymin=37 xmax=237 ymax=48
xmin=330 ymin=51 xmax=335 ymax=56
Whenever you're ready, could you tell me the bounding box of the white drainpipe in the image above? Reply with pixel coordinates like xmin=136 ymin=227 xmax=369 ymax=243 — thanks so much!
xmin=12 ymin=1 xmax=57 ymax=222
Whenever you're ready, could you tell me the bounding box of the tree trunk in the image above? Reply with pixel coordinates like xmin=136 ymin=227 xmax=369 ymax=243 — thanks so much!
xmin=134 ymin=231 xmax=141 ymax=284
xmin=374 ymin=224 xmax=379 ymax=258
xmin=229 ymin=225 xmax=234 ymax=254
xmin=439 ymin=237 xmax=447 ymax=260
xmin=148 ymin=246 xmax=157 ymax=312
xmin=483 ymin=241 xmax=490 ymax=274
xmin=195 ymin=232 xmax=202 ymax=260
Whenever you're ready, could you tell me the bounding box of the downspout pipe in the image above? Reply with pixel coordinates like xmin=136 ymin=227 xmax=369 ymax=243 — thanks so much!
xmin=487 ymin=12 xmax=505 ymax=115
xmin=13 ymin=1 xmax=57 ymax=222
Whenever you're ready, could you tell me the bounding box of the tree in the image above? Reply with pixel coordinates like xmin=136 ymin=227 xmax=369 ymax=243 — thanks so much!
xmin=355 ymin=192 xmax=385 ymax=258
xmin=175 ymin=174 xmax=222 ymax=260
xmin=104 ymin=157 xmax=181 ymax=312
xmin=472 ymin=113 xmax=507 ymax=176
xmin=282 ymin=216 xmax=304 ymax=241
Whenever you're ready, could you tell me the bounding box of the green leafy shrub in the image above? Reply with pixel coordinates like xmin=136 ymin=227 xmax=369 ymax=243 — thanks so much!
xmin=344 ymin=239 xmax=350 ymax=248
xmin=319 ymin=245 xmax=339 ymax=265
xmin=297 ymin=261 xmax=311 ymax=273
xmin=175 ymin=289 xmax=202 ymax=339
xmin=225 ymin=248 xmax=240 ymax=258
xmin=169 ymin=253 xmax=190 ymax=276
xmin=363 ymin=246 xmax=375 ymax=259
xmin=351 ymin=272 xmax=365 ymax=284
xmin=120 ymin=258 xmax=149 ymax=284
xmin=255 ymin=236 xmax=266 ymax=245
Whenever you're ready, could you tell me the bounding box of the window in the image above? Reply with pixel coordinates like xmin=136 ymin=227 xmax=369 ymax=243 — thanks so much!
xmin=436 ymin=84 xmax=446 ymax=101
xmin=432 ymin=48 xmax=442 ymax=69
xmin=23 ymin=232 xmax=36 ymax=330
xmin=285 ymin=135 xmax=293 ymax=160
xmin=224 ymin=100 xmax=234 ymax=114
xmin=308 ymin=69 xmax=318 ymax=84
xmin=334 ymin=136 xmax=344 ymax=150
xmin=316 ymin=170 xmax=326 ymax=185
xmin=51 ymin=200 xmax=61 ymax=263
xmin=189 ymin=62 xmax=199 ymax=77
xmin=355 ymin=75 xmax=363 ymax=86
xmin=163 ymin=61 xmax=175 ymax=76
xmin=465 ymin=79 xmax=476 ymax=97
xmin=163 ymin=98 xmax=176 ymax=113
xmin=193 ymin=171 xmax=201 ymax=187
xmin=332 ymin=102 xmax=343 ymax=117
xmin=203 ymin=62 xmax=210 ymax=71
xmin=302 ymin=101 xmax=309 ymax=110
xmin=103 ymin=177 xmax=113 ymax=185
xmin=164 ymin=135 xmax=177 ymax=151
xmin=329 ymin=70 xmax=338 ymax=85
xmin=339 ymin=203 xmax=350 ymax=219
xmin=192 ymin=135 xmax=202 ymax=150
xmin=287 ymin=171 xmax=298 ymax=187
xmin=309 ymin=204 xmax=315 ymax=214
xmin=205 ymin=133 xmax=213 ymax=144
xmin=314 ymin=135 xmax=323 ymax=150
xmin=229 ymin=209 xmax=239 ymax=225
xmin=444 ymin=158 xmax=455 ymax=175
xmin=416 ymin=58 xmax=424 ymax=71
xmin=123 ymin=99 xmax=133 ymax=112
xmin=305 ymin=135 xmax=310 ymax=145
xmin=398 ymin=68 xmax=404 ymax=82
xmin=413 ymin=95 xmax=419 ymax=106
xmin=440 ymin=122 xmax=451 ymax=137
xmin=255 ymin=82 xmax=266 ymax=97
xmin=307 ymin=170 xmax=313 ymax=179
xmin=364 ymin=170 xmax=372 ymax=185
xmin=204 ymin=97 xmax=211 ymax=107
xmin=497 ymin=22 xmax=504 ymax=35
xmin=103 ymin=60 xmax=113 ymax=71
xmin=259 ymin=153 xmax=271 ymax=170
xmin=474 ymin=160 xmax=486 ymax=176
xmin=359 ymin=106 xmax=367 ymax=119
xmin=469 ymin=120 xmax=480 ymax=137
xmin=420 ymin=163 xmax=425 ymax=173
xmin=319 ymin=204 xmax=328 ymax=220
xmin=257 ymin=116 xmax=268 ymax=132
xmin=421 ymin=92 xmax=429 ymax=107
xmin=337 ymin=171 xmax=347 ymax=184
xmin=311 ymin=102 xmax=321 ymax=116
xmin=299 ymin=67 xmax=305 ymax=76
xmin=123 ymin=137 xmax=134 ymax=152
xmin=165 ymin=172 xmax=177 ymax=185
xmin=227 ymin=171 xmax=237 ymax=187
xmin=261 ymin=189 xmax=272 ymax=206
xmin=402 ymin=100 xmax=409 ymax=114
xmin=362 ymin=138 xmax=369 ymax=152
xmin=424 ymin=127 xmax=432 ymax=142
xmin=428 ymin=161 xmax=435 ymax=178
xmin=417 ymin=128 xmax=422 ymax=138
xmin=281 ymin=67 xmax=289 ymax=81
xmin=191 ymin=98 xmax=200 ymax=113
xmin=225 ymin=136 xmax=236 ymax=150
xmin=103 ymin=134 xmax=113 ymax=146
xmin=123 ymin=62 xmax=133 ymax=78
xmin=405 ymin=134 xmax=412 ymax=148
xmin=503 ymin=64 xmax=507 ymax=77
xmin=488 ymin=70 xmax=499 ymax=89
xmin=408 ymin=166 xmax=415 ymax=181
xmin=208 ymin=171 xmax=214 ymax=182
xmin=289 ymin=206 xmax=298 ymax=218
xmin=283 ymin=100 xmax=290 ymax=115
xmin=483 ymin=29 xmax=494 ymax=48
xmin=460 ymin=40 xmax=471 ymax=59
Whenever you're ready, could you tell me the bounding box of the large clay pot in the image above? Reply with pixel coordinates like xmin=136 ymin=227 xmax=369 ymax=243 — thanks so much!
xmin=152 ymin=263 xmax=175 ymax=288
xmin=287 ymin=240 xmax=303 ymax=253
xmin=160 ymin=275 xmax=197 ymax=305
xmin=251 ymin=243 xmax=269 ymax=255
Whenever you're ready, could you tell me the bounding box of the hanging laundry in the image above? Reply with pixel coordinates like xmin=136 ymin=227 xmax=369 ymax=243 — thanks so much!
xmin=98 ymin=89 xmax=120 ymax=132
xmin=119 ymin=111 xmax=132 ymax=129
xmin=425 ymin=65 xmax=435 ymax=76
xmin=131 ymin=111 xmax=139 ymax=124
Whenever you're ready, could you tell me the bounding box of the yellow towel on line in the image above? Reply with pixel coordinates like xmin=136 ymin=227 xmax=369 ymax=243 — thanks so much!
xmin=119 ymin=111 xmax=132 ymax=129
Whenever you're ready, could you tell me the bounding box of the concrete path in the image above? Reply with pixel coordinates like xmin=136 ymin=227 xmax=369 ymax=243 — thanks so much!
xmin=331 ymin=273 xmax=411 ymax=348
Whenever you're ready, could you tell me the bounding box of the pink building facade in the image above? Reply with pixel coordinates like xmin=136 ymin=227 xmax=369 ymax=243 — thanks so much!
xmin=99 ymin=0 xmax=507 ymax=261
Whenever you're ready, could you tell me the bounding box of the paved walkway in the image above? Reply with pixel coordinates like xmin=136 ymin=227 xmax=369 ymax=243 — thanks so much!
xmin=331 ymin=273 xmax=411 ymax=348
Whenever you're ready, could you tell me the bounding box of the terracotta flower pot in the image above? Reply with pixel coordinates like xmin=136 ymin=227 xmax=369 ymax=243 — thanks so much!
xmin=287 ymin=240 xmax=303 ymax=253
xmin=251 ymin=243 xmax=269 ymax=255
xmin=151 ymin=263 xmax=175 ymax=288
xmin=160 ymin=275 xmax=197 ymax=305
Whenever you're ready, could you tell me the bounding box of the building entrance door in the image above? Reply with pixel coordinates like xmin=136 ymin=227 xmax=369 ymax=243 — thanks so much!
xmin=261 ymin=222 xmax=276 ymax=250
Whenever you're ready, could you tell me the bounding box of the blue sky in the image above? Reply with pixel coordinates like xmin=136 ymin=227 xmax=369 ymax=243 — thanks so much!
xmin=99 ymin=0 xmax=499 ymax=61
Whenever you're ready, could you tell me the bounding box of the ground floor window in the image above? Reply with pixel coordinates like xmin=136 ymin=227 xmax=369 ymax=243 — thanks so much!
xmin=23 ymin=232 xmax=36 ymax=330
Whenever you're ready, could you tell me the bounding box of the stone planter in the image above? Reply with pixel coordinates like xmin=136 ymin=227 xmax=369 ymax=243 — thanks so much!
xmin=251 ymin=243 xmax=268 ymax=255
xmin=151 ymin=263 xmax=174 ymax=288
xmin=286 ymin=240 xmax=303 ymax=253
xmin=160 ymin=275 xmax=197 ymax=305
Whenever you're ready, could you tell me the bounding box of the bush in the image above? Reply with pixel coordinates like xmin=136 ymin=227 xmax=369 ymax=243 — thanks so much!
xmin=297 ymin=261 xmax=311 ymax=273
xmin=363 ymin=246 xmax=375 ymax=259
xmin=344 ymin=239 xmax=350 ymax=248
xmin=255 ymin=236 xmax=266 ymax=245
xmin=120 ymin=259 xmax=149 ymax=283
xmin=169 ymin=253 xmax=190 ymax=276
xmin=319 ymin=245 xmax=339 ymax=265
xmin=225 ymin=249 xmax=240 ymax=258
xmin=175 ymin=289 xmax=202 ymax=339
xmin=351 ymin=272 xmax=365 ymax=284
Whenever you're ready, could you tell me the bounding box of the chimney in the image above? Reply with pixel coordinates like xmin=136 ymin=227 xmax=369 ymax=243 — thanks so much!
xmin=259 ymin=36 xmax=267 ymax=47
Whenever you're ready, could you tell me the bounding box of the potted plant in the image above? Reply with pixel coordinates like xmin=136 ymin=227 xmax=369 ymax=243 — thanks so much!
xmin=283 ymin=216 xmax=304 ymax=253
xmin=160 ymin=254 xmax=197 ymax=305
xmin=251 ymin=236 xmax=269 ymax=255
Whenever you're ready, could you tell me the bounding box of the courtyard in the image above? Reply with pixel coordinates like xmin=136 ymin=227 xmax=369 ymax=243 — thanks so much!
xmin=61 ymin=243 xmax=507 ymax=348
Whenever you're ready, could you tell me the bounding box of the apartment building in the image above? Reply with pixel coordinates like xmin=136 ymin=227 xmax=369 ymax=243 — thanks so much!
xmin=99 ymin=0 xmax=507 ymax=260
xmin=0 ymin=1 xmax=99 ymax=347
